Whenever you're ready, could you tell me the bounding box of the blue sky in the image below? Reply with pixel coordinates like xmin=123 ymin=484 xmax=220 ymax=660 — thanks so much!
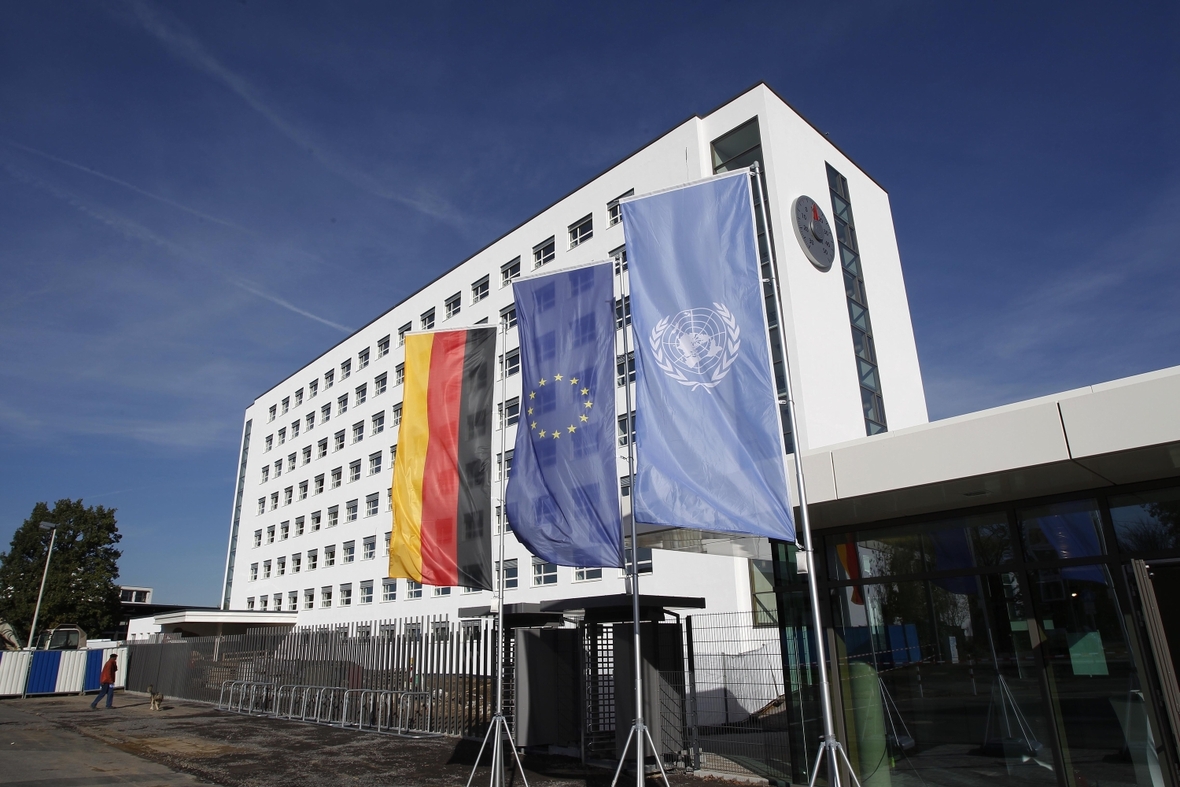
xmin=1 ymin=1 xmax=1177 ymax=605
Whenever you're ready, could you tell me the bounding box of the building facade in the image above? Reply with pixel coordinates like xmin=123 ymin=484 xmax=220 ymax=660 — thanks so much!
xmin=219 ymin=83 xmax=927 ymax=625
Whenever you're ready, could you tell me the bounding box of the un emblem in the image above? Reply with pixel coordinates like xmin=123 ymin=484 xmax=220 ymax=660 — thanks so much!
xmin=649 ymin=303 xmax=741 ymax=391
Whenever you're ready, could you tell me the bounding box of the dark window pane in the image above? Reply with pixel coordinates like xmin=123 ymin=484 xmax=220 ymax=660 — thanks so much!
xmin=1109 ymin=486 xmax=1180 ymax=553
xmin=1019 ymin=500 xmax=1105 ymax=562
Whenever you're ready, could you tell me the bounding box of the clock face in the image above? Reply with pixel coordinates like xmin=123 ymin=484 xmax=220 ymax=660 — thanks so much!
xmin=791 ymin=196 xmax=835 ymax=272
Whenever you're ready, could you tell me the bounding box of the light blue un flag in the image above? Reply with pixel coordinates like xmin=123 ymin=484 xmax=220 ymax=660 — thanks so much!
xmin=505 ymin=263 xmax=625 ymax=568
xmin=621 ymin=172 xmax=795 ymax=542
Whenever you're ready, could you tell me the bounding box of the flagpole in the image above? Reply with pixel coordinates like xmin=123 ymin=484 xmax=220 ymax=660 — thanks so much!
xmin=465 ymin=320 xmax=529 ymax=787
xmin=752 ymin=161 xmax=860 ymax=787
xmin=612 ymin=263 xmax=671 ymax=787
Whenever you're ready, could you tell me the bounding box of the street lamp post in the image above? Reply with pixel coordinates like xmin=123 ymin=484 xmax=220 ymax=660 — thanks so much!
xmin=21 ymin=521 xmax=58 ymax=700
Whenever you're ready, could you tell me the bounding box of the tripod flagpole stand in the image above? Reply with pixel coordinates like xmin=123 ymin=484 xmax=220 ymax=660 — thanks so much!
xmin=611 ymin=260 xmax=672 ymax=787
xmin=466 ymin=321 xmax=530 ymax=787
xmin=753 ymin=162 xmax=861 ymax=787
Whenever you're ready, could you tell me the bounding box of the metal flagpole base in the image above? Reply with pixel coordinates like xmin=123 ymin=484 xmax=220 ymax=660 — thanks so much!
xmin=806 ymin=734 xmax=863 ymax=787
xmin=465 ymin=712 xmax=530 ymax=787
xmin=609 ymin=719 xmax=671 ymax=787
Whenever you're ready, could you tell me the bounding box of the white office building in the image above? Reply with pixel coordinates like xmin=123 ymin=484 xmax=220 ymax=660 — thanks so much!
xmin=219 ymin=82 xmax=928 ymax=625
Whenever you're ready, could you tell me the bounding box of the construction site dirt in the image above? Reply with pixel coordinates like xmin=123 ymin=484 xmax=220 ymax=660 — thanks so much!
xmin=2 ymin=694 xmax=751 ymax=787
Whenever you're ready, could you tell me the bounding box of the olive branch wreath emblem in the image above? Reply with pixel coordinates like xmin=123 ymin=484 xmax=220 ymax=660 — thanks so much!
xmin=648 ymin=303 xmax=741 ymax=392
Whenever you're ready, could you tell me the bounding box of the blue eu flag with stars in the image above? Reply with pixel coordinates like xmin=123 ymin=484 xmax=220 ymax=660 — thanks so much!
xmin=505 ymin=262 xmax=625 ymax=569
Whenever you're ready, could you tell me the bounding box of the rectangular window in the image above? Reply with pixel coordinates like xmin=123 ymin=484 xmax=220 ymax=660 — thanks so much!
xmin=280 ymin=521 xmax=290 ymax=540
xmin=253 ymin=529 xmax=262 ymax=547
xmin=310 ymin=511 xmax=321 ymax=531
xmin=445 ymin=292 xmax=461 ymax=319
xmin=501 ymin=257 xmax=521 ymax=286
xmin=533 ymin=559 xmax=557 ymax=585
xmin=395 ymin=363 xmax=405 ymax=386
xmin=615 ymin=296 xmax=631 ymax=329
xmin=500 ymin=397 xmax=520 ymax=428
xmin=324 ymin=545 xmax=336 ymax=566
xmin=407 ymin=580 xmax=423 ymax=599
xmin=499 ymin=559 xmax=518 ymax=589
xmin=382 ymin=579 xmax=397 ymax=601
xmin=295 ymin=516 xmax=305 ymax=537
xmin=246 ymin=596 xmax=255 ymax=610
xmin=358 ymin=348 xmax=369 ymax=369
xmin=568 ymin=214 xmax=593 ymax=247
xmin=298 ymin=481 xmax=308 ymax=500
xmin=263 ymin=560 xmax=272 ymax=579
xmin=618 ymin=411 xmax=636 ymax=446
xmin=375 ymin=373 xmax=387 ymax=396
xmin=359 ymin=581 xmax=373 ymax=605
xmin=325 ymin=369 xmax=334 ymax=389
xmin=472 ymin=275 xmax=489 ymax=303
xmin=398 ymin=322 xmax=411 ymax=346
xmin=384 ymin=531 xmax=391 ymax=554
xmin=287 ymin=453 xmax=296 ymax=472
xmin=372 ymin=412 xmax=385 ymax=435
xmin=302 ymin=445 xmax=312 ymax=464
xmin=265 ymin=435 xmax=273 ymax=452
xmin=250 ymin=563 xmax=258 ymax=581
xmin=268 ymin=405 xmax=277 ymax=422
xmin=292 ymin=552 xmax=302 ymax=572
xmin=321 ymin=586 xmax=332 ymax=607
xmin=421 ymin=308 xmax=435 ymax=330
xmin=261 ymin=466 xmax=270 ymax=483
xmin=392 ymin=404 xmax=402 ymax=427
xmin=369 ymin=452 xmax=382 ymax=476
xmin=341 ymin=359 xmax=351 ymax=379
xmin=307 ymin=550 xmax=318 ymax=570
xmin=501 ymin=349 xmax=520 ymax=377
xmin=624 ymin=547 xmax=653 ymax=575
xmin=291 ymin=420 xmax=300 ymax=437
xmin=277 ymin=556 xmax=286 ymax=576
xmin=346 ymin=499 xmax=358 ymax=521
xmin=328 ymin=505 xmax=339 ymax=527
xmin=500 ymin=304 xmax=516 ymax=330
xmin=617 ymin=352 xmax=635 ymax=386
xmin=363 ymin=535 xmax=376 ymax=560
xmin=258 ymin=498 xmax=266 ymax=515
xmin=267 ymin=525 xmax=275 ymax=543
xmin=607 ymin=190 xmax=633 ymax=227
xmin=318 ymin=438 xmax=328 ymax=458
xmin=533 ymin=237 xmax=555 ymax=268
xmin=378 ymin=335 xmax=390 ymax=357
xmin=288 ymin=590 xmax=298 ymax=611
xmin=281 ymin=397 xmax=289 ymax=414
xmin=309 ymin=379 xmax=318 ymax=398
xmin=270 ymin=491 xmax=279 ymax=509
xmin=337 ymin=395 xmax=348 ymax=415
xmin=334 ymin=431 xmax=345 ymax=452
xmin=434 ymin=586 xmax=451 ymax=597
xmin=304 ymin=589 xmax=314 ymax=609
xmin=365 ymin=493 xmax=378 ymax=517
xmin=278 ymin=428 xmax=286 ymax=445
xmin=355 ymin=384 xmax=367 ymax=405
xmin=498 ymin=449 xmax=514 ymax=480
xmin=273 ymin=460 xmax=281 ymax=479
xmin=259 ymin=596 xmax=267 ymax=611
xmin=575 ymin=566 xmax=602 ymax=582
xmin=314 ymin=474 xmax=325 ymax=495
xmin=343 ymin=541 xmax=355 ymax=563
xmin=352 ymin=421 xmax=364 ymax=443
xmin=349 ymin=460 xmax=361 ymax=482
xmin=321 ymin=403 xmax=331 ymax=424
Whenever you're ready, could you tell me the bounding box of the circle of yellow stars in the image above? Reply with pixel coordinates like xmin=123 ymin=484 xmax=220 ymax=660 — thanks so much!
xmin=528 ymin=373 xmax=592 ymax=441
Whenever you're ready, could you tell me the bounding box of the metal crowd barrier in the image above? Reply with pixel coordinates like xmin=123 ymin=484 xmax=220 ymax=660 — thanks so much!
xmin=219 ymin=680 xmax=435 ymax=735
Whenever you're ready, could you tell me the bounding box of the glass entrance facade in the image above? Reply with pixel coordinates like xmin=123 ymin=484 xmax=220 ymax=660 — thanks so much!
xmin=774 ymin=481 xmax=1180 ymax=787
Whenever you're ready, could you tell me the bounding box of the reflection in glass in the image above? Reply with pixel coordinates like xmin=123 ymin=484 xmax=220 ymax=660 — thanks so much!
xmin=1029 ymin=566 xmax=1164 ymax=787
xmin=1019 ymin=500 xmax=1104 ymax=563
xmin=1110 ymin=486 xmax=1180 ymax=553
xmin=827 ymin=513 xmax=1012 ymax=582
xmin=831 ymin=573 xmax=1056 ymax=787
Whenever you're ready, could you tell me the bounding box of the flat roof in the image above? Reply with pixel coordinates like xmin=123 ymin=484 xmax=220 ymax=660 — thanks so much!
xmin=152 ymin=609 xmax=297 ymax=626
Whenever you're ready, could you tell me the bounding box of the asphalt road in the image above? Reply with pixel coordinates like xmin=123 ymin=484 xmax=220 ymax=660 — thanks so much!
xmin=0 ymin=694 xmax=715 ymax=787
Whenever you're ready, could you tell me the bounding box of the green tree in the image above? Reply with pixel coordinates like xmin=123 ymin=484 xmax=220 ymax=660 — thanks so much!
xmin=0 ymin=499 xmax=122 ymax=643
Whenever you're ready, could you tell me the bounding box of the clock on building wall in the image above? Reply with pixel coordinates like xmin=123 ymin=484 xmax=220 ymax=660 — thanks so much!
xmin=791 ymin=196 xmax=835 ymax=271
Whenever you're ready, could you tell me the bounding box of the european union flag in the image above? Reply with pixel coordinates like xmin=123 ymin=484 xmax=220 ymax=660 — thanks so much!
xmin=621 ymin=171 xmax=795 ymax=542
xmin=505 ymin=262 xmax=625 ymax=568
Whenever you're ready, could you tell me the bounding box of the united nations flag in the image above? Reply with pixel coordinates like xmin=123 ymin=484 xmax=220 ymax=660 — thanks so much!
xmin=505 ymin=262 xmax=625 ymax=569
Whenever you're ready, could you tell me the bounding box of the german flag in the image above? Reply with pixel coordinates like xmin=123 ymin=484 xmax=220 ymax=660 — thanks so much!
xmin=390 ymin=327 xmax=496 ymax=590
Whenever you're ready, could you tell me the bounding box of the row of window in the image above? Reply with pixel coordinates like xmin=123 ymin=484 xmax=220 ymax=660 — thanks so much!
xmin=260 ymin=409 xmax=398 ymax=482
xmin=263 ymin=371 xmax=398 ymax=453
xmin=250 ymin=535 xmax=381 ymax=579
xmin=267 ymin=342 xmax=393 ymax=424
xmin=257 ymin=478 xmax=386 ymax=518
xmin=245 ymin=550 xmax=655 ymax=610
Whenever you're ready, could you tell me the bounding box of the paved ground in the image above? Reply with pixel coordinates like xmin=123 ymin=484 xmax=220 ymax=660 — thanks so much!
xmin=0 ymin=693 xmax=731 ymax=787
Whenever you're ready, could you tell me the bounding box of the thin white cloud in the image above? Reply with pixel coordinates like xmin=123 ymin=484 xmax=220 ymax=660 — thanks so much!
xmin=121 ymin=0 xmax=464 ymax=225
xmin=232 ymin=279 xmax=352 ymax=334
xmin=1 ymin=137 xmax=247 ymax=231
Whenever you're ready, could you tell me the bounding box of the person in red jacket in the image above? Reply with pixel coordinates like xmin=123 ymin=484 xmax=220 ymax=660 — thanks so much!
xmin=89 ymin=654 xmax=118 ymax=709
